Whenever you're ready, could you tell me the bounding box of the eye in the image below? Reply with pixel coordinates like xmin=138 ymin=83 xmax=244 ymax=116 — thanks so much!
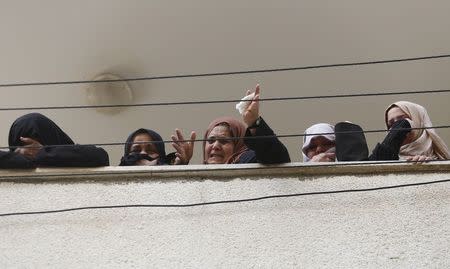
xmin=130 ymin=147 xmax=140 ymax=154
xmin=218 ymin=138 xmax=232 ymax=144
xmin=207 ymin=138 xmax=216 ymax=144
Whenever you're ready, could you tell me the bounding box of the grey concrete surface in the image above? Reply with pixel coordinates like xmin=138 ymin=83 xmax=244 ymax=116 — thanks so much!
xmin=0 ymin=162 xmax=449 ymax=268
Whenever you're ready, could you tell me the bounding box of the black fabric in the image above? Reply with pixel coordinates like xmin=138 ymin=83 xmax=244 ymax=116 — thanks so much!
xmin=335 ymin=120 xmax=412 ymax=162
xmin=381 ymin=119 xmax=411 ymax=153
xmin=119 ymin=128 xmax=167 ymax=166
xmin=0 ymin=151 xmax=35 ymax=169
xmin=7 ymin=113 xmax=109 ymax=167
xmin=368 ymin=143 xmax=398 ymax=161
xmin=35 ymin=145 xmax=109 ymax=167
xmin=335 ymin=122 xmax=369 ymax=161
xmin=9 ymin=113 xmax=74 ymax=150
xmin=242 ymin=117 xmax=291 ymax=164
xmin=368 ymin=119 xmax=411 ymax=161
xmin=119 ymin=153 xmax=167 ymax=166
xmin=164 ymin=152 xmax=177 ymax=165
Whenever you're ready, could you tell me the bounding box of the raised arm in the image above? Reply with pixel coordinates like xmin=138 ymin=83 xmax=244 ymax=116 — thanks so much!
xmin=241 ymin=84 xmax=290 ymax=164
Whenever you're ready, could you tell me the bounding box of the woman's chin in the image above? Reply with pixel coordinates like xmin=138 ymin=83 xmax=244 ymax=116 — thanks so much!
xmin=207 ymin=157 xmax=225 ymax=164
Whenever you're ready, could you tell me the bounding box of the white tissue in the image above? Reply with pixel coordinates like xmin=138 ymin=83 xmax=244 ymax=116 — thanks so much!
xmin=235 ymin=92 xmax=255 ymax=115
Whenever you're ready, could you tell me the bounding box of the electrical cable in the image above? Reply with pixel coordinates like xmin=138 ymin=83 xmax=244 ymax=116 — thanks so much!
xmin=0 ymin=178 xmax=448 ymax=217
xmin=0 ymin=54 xmax=449 ymax=88
xmin=3 ymin=125 xmax=450 ymax=150
xmin=1 ymin=89 xmax=449 ymax=111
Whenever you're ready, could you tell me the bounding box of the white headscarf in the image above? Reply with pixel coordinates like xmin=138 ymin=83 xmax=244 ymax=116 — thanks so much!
xmin=302 ymin=123 xmax=335 ymax=162
xmin=385 ymin=101 xmax=450 ymax=160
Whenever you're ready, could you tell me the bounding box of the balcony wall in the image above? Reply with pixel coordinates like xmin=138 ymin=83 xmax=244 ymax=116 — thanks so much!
xmin=1 ymin=161 xmax=449 ymax=268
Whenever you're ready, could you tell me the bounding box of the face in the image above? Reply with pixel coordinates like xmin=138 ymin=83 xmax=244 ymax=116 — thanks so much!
xmin=305 ymin=136 xmax=335 ymax=160
xmin=387 ymin=106 xmax=414 ymax=145
xmin=130 ymin=133 xmax=160 ymax=160
xmin=387 ymin=106 xmax=410 ymax=129
xmin=204 ymin=125 xmax=235 ymax=164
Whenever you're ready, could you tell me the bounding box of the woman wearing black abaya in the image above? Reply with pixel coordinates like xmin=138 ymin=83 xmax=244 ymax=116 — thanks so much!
xmin=119 ymin=128 xmax=168 ymax=166
xmin=8 ymin=113 xmax=109 ymax=167
xmin=119 ymin=128 xmax=195 ymax=166
xmin=0 ymin=151 xmax=35 ymax=169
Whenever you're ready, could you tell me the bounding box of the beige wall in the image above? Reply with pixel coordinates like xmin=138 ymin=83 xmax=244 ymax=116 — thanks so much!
xmin=0 ymin=1 xmax=449 ymax=164
xmin=1 ymin=162 xmax=449 ymax=268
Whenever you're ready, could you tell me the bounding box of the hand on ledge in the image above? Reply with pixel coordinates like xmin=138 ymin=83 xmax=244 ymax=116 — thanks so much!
xmin=406 ymin=155 xmax=433 ymax=163
xmin=14 ymin=137 xmax=43 ymax=160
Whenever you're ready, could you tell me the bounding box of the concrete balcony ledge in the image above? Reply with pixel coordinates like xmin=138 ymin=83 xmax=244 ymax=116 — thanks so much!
xmin=1 ymin=160 xmax=450 ymax=182
xmin=1 ymin=161 xmax=450 ymax=268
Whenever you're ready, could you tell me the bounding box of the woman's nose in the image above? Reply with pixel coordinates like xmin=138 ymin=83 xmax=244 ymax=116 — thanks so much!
xmin=315 ymin=145 xmax=325 ymax=154
xmin=212 ymin=140 xmax=222 ymax=149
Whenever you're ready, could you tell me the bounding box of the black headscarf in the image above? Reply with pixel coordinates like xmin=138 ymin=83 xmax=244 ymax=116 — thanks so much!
xmin=9 ymin=113 xmax=74 ymax=151
xmin=6 ymin=113 xmax=109 ymax=167
xmin=120 ymin=128 xmax=167 ymax=166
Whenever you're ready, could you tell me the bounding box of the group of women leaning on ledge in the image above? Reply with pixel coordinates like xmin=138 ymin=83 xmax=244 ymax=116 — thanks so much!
xmin=0 ymin=84 xmax=448 ymax=169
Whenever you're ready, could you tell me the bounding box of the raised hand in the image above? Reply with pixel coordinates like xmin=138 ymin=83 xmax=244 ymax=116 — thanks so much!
xmin=242 ymin=84 xmax=261 ymax=127
xmin=171 ymin=129 xmax=196 ymax=165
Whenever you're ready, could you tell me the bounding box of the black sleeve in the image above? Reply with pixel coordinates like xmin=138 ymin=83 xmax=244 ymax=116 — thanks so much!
xmin=368 ymin=119 xmax=411 ymax=161
xmin=368 ymin=143 xmax=399 ymax=161
xmin=0 ymin=151 xmax=35 ymax=169
xmin=35 ymin=145 xmax=110 ymax=167
xmin=243 ymin=117 xmax=291 ymax=164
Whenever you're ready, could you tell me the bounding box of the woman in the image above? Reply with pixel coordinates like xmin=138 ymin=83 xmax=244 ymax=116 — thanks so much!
xmin=120 ymin=129 xmax=167 ymax=166
xmin=8 ymin=113 xmax=109 ymax=167
xmin=0 ymin=151 xmax=35 ymax=169
xmin=304 ymin=120 xmax=411 ymax=162
xmin=199 ymin=84 xmax=290 ymax=164
xmin=302 ymin=123 xmax=336 ymax=162
xmin=120 ymin=128 xmax=195 ymax=166
xmin=385 ymin=101 xmax=450 ymax=161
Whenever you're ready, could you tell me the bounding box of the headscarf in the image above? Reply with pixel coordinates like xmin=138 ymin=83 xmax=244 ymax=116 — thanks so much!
xmin=385 ymin=101 xmax=450 ymax=160
xmin=302 ymin=123 xmax=335 ymax=162
xmin=123 ymin=128 xmax=166 ymax=159
xmin=9 ymin=113 xmax=74 ymax=151
xmin=203 ymin=117 xmax=249 ymax=164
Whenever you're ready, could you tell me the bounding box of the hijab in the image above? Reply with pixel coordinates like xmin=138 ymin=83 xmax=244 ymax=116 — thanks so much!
xmin=203 ymin=117 xmax=249 ymax=164
xmin=121 ymin=128 xmax=167 ymax=165
xmin=302 ymin=123 xmax=335 ymax=162
xmin=8 ymin=113 xmax=74 ymax=151
xmin=385 ymin=101 xmax=450 ymax=160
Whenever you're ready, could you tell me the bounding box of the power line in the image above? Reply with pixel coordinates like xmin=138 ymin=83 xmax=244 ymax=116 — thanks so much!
xmin=3 ymin=125 xmax=450 ymax=150
xmin=1 ymin=89 xmax=449 ymax=111
xmin=0 ymin=178 xmax=448 ymax=217
xmin=1 ymin=54 xmax=449 ymax=88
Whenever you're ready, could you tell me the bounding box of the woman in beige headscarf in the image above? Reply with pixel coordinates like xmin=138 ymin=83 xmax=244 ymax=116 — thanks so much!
xmin=385 ymin=101 xmax=450 ymax=161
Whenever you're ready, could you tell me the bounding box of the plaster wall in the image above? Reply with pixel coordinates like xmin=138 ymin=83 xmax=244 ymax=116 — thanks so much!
xmin=0 ymin=163 xmax=449 ymax=268
xmin=0 ymin=1 xmax=449 ymax=164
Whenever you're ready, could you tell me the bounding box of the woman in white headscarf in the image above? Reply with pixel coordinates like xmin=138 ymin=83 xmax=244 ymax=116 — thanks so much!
xmin=302 ymin=123 xmax=336 ymax=162
xmin=385 ymin=101 xmax=450 ymax=161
